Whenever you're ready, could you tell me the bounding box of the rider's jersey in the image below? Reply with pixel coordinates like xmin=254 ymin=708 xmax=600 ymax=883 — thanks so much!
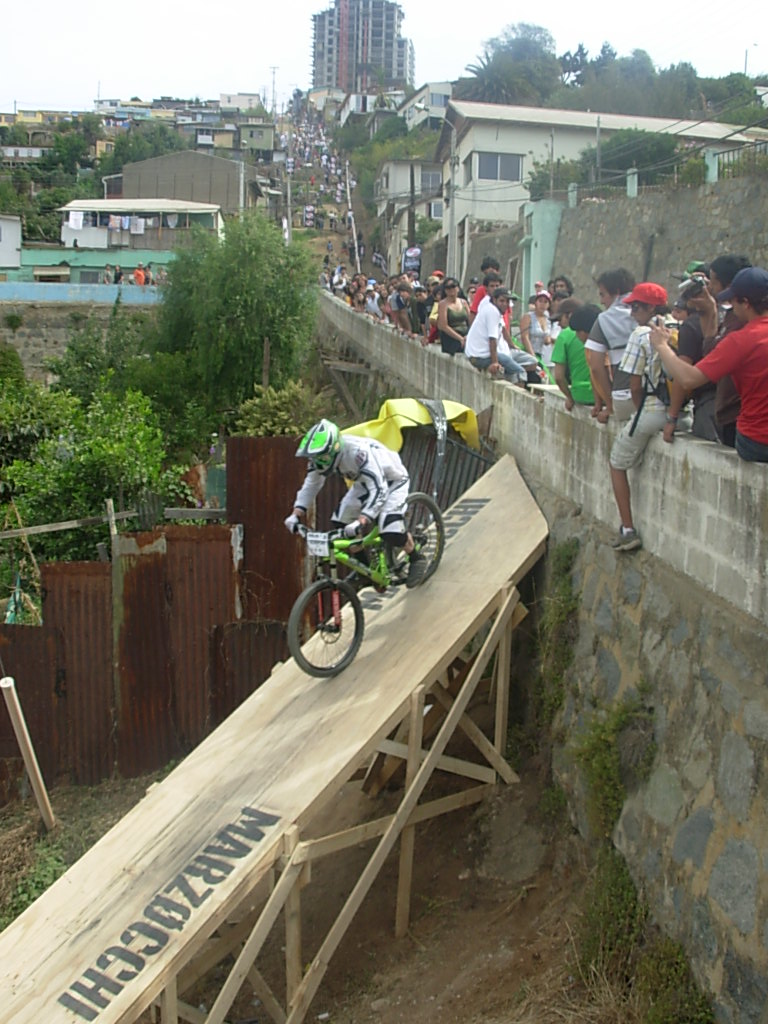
xmin=294 ymin=434 xmax=409 ymax=521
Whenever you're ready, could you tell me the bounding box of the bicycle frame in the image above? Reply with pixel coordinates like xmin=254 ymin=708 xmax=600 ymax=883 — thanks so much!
xmin=304 ymin=526 xmax=392 ymax=589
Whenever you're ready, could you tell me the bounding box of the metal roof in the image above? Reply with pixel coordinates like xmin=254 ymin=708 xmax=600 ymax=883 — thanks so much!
xmin=436 ymin=100 xmax=768 ymax=160
xmin=57 ymin=198 xmax=221 ymax=214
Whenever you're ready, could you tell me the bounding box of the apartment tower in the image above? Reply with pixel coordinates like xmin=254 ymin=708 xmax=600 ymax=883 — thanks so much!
xmin=312 ymin=0 xmax=414 ymax=94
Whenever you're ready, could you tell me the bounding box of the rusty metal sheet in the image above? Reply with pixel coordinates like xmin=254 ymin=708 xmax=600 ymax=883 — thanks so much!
xmin=209 ymin=620 xmax=288 ymax=727
xmin=163 ymin=525 xmax=242 ymax=749
xmin=0 ymin=625 xmax=63 ymax=806
xmin=114 ymin=530 xmax=180 ymax=777
xmin=227 ymin=435 xmax=311 ymax=621
xmin=40 ymin=562 xmax=113 ymax=785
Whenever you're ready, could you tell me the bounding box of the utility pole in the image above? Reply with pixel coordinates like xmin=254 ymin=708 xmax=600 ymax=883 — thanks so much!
xmin=447 ymin=124 xmax=458 ymax=277
xmin=270 ymin=66 xmax=278 ymax=119
xmin=285 ymin=126 xmax=293 ymax=245
xmin=345 ymin=160 xmax=361 ymax=274
xmin=549 ymin=129 xmax=555 ymax=198
xmin=596 ymin=116 xmax=602 ymax=184
xmin=407 ymin=163 xmax=416 ymax=247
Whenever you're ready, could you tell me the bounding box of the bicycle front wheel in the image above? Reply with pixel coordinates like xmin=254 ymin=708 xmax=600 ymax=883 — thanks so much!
xmin=404 ymin=492 xmax=445 ymax=582
xmin=287 ymin=579 xmax=365 ymax=678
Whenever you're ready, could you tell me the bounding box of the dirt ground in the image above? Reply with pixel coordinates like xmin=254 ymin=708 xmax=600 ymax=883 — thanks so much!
xmin=0 ymin=743 xmax=593 ymax=1024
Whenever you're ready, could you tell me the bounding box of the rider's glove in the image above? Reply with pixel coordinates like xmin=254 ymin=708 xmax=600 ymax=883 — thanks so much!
xmin=284 ymin=513 xmax=300 ymax=534
xmin=343 ymin=520 xmax=363 ymax=539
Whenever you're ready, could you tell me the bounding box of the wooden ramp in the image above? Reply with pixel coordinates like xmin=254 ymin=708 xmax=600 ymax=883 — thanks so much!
xmin=0 ymin=456 xmax=548 ymax=1024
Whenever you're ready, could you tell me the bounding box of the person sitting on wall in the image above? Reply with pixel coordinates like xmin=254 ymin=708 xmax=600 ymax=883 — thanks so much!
xmin=551 ymin=300 xmax=597 ymax=411
xmin=464 ymin=288 xmax=527 ymax=384
xmin=649 ymin=267 xmax=768 ymax=464
xmin=468 ymin=257 xmax=502 ymax=326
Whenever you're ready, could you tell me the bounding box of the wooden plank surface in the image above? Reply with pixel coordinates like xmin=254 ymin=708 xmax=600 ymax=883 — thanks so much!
xmin=0 ymin=455 xmax=548 ymax=1024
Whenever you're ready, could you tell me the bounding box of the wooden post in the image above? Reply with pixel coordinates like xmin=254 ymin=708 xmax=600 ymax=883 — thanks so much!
xmin=284 ymin=826 xmax=303 ymax=1008
xmin=395 ymin=686 xmax=425 ymax=937
xmin=0 ymin=678 xmax=56 ymax=831
xmin=158 ymin=979 xmax=178 ymax=1024
xmin=494 ymin=614 xmax=512 ymax=759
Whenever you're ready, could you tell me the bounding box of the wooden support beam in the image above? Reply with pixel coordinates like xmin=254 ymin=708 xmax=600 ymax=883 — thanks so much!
xmin=325 ymin=365 xmax=363 ymax=421
xmin=284 ymin=586 xmax=520 ymax=1024
xmin=247 ymin=966 xmax=287 ymax=1024
xmin=159 ymin=979 xmax=178 ymax=1024
xmin=284 ymin=827 xmax=303 ymax=1008
xmin=488 ymin=601 xmax=527 ymax=706
xmin=205 ymin=854 xmax=303 ymax=1024
xmin=363 ymin=658 xmax=475 ymax=796
xmin=396 ymin=686 xmax=425 ymax=937
xmin=294 ymin=785 xmax=494 ymax=864
xmin=431 ymin=683 xmax=518 ymax=784
xmin=375 ymin=738 xmax=496 ymax=784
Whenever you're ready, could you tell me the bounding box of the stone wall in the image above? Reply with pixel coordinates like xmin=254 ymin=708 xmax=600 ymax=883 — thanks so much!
xmin=554 ymin=176 xmax=768 ymax=299
xmin=317 ymin=293 xmax=768 ymax=1023
xmin=0 ymin=302 xmax=155 ymax=381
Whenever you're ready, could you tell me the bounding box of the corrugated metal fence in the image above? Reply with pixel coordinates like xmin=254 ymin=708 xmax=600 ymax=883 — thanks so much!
xmin=0 ymin=428 xmax=493 ymax=804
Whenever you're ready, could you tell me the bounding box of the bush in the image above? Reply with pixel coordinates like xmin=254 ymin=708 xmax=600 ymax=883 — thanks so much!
xmin=0 ymin=342 xmax=24 ymax=388
xmin=235 ymin=382 xmax=335 ymax=437
xmin=6 ymin=388 xmax=166 ymax=560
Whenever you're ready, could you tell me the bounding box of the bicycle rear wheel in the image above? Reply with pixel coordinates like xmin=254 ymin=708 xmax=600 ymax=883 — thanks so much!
xmin=287 ymin=578 xmax=365 ymax=678
xmin=403 ymin=491 xmax=445 ymax=583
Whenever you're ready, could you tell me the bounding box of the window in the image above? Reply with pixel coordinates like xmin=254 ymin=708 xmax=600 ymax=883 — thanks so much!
xmin=428 ymin=92 xmax=450 ymax=107
xmin=429 ymin=200 xmax=443 ymax=219
xmin=421 ymin=170 xmax=440 ymax=194
xmin=477 ymin=152 xmax=523 ymax=181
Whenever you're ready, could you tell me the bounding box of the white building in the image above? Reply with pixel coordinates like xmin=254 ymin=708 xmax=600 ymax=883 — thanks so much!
xmin=374 ymin=159 xmax=442 ymax=273
xmin=399 ymin=83 xmax=453 ymax=132
xmin=0 ymin=214 xmax=22 ymax=271
xmin=436 ymin=100 xmax=767 ymax=280
xmin=58 ymin=199 xmax=224 ymax=250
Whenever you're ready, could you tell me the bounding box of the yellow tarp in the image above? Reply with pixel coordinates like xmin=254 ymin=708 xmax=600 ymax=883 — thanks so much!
xmin=343 ymin=399 xmax=480 ymax=451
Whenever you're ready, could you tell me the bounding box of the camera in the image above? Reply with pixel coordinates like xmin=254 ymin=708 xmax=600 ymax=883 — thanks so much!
xmin=678 ymin=275 xmax=707 ymax=298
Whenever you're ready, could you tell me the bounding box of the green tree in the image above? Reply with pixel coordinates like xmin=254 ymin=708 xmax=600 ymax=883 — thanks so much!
xmin=0 ymin=383 xmax=81 ymax=497
xmin=155 ymin=212 xmax=316 ymax=418
xmin=582 ymin=129 xmax=679 ymax=185
xmin=6 ymin=388 xmax=166 ymax=560
xmin=458 ymin=24 xmax=562 ymax=106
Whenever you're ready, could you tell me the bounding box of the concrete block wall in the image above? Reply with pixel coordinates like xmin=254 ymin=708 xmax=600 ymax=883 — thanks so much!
xmin=319 ymin=291 xmax=768 ymax=623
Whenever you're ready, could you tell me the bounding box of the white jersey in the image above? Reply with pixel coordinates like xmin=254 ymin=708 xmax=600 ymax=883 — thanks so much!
xmin=294 ymin=434 xmax=410 ymax=527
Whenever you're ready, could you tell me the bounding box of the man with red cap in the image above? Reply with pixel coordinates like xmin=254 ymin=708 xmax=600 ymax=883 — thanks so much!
xmin=608 ymin=282 xmax=673 ymax=552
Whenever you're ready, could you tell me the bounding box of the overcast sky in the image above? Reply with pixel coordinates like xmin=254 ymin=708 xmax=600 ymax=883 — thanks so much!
xmin=2 ymin=0 xmax=765 ymax=114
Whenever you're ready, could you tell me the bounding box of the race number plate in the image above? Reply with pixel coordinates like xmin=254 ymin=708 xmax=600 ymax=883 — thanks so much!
xmin=306 ymin=531 xmax=330 ymax=557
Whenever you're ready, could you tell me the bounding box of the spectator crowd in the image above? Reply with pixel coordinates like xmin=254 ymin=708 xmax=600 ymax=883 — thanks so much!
xmin=323 ymin=247 xmax=768 ymax=555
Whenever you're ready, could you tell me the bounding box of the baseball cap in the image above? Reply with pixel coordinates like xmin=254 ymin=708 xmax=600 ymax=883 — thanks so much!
xmin=426 ymin=275 xmax=440 ymax=285
xmin=623 ymin=282 xmax=668 ymax=306
xmin=432 ymin=270 xmax=445 ymax=278
xmin=717 ymin=266 xmax=768 ymax=303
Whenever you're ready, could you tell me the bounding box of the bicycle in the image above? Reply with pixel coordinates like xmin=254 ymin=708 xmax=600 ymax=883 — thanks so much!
xmin=287 ymin=492 xmax=445 ymax=677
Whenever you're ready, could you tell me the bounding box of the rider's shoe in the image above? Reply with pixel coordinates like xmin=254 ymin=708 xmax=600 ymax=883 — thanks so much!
xmin=405 ymin=553 xmax=427 ymax=589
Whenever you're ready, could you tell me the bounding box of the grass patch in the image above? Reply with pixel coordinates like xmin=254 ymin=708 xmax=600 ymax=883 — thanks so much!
xmin=575 ymin=697 xmax=656 ymax=838
xmin=534 ymin=538 xmax=580 ymax=727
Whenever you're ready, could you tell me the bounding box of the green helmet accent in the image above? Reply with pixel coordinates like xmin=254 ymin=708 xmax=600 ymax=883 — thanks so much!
xmin=296 ymin=419 xmax=341 ymax=474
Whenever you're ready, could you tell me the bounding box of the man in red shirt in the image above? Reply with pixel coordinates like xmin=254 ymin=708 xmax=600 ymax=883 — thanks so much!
xmin=649 ymin=267 xmax=768 ymax=463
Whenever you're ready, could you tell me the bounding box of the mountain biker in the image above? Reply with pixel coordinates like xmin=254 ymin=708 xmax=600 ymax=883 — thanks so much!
xmin=284 ymin=419 xmax=427 ymax=588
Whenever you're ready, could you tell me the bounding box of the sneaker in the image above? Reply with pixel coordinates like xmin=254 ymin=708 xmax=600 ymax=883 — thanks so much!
xmin=612 ymin=527 xmax=642 ymax=552
xmin=406 ymin=553 xmax=427 ymax=589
